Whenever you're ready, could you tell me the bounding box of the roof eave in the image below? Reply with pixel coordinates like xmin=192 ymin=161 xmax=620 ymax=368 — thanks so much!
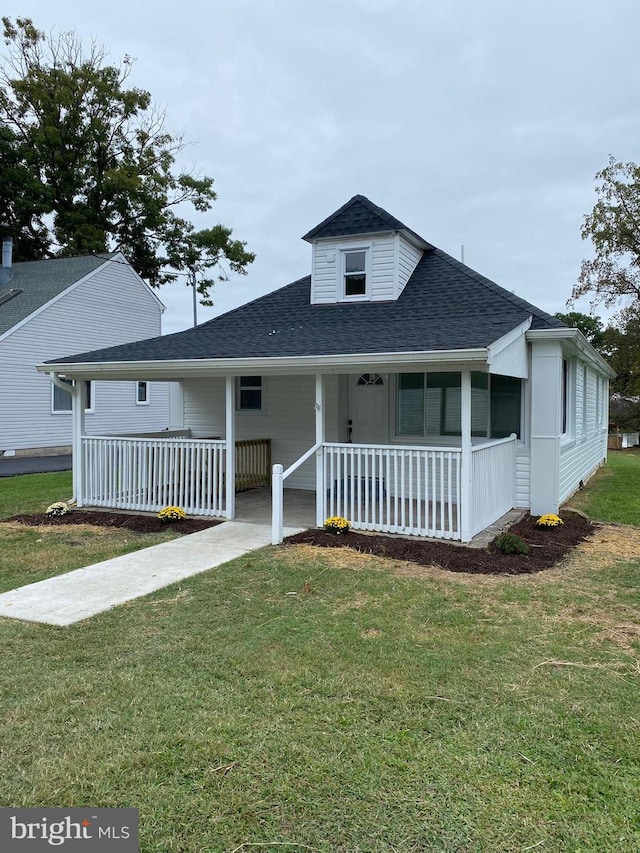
xmin=526 ymin=328 xmax=616 ymax=378
xmin=38 ymin=347 xmax=489 ymax=381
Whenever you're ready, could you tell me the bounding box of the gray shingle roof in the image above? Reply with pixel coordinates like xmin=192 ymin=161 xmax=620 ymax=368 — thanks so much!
xmin=47 ymin=246 xmax=565 ymax=365
xmin=0 ymin=255 xmax=112 ymax=336
xmin=302 ymin=195 xmax=432 ymax=247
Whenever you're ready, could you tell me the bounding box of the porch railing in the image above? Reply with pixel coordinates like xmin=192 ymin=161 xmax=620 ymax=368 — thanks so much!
xmin=236 ymin=439 xmax=272 ymax=491
xmin=322 ymin=443 xmax=462 ymax=539
xmin=82 ymin=436 xmax=229 ymax=516
xmin=469 ymin=434 xmax=517 ymax=538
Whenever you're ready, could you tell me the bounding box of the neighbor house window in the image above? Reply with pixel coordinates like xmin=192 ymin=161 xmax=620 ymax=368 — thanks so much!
xmin=52 ymin=380 xmax=94 ymax=414
xmin=136 ymin=381 xmax=149 ymax=405
xmin=237 ymin=376 xmax=262 ymax=410
xmin=342 ymin=249 xmax=368 ymax=297
xmin=396 ymin=372 xmax=521 ymax=439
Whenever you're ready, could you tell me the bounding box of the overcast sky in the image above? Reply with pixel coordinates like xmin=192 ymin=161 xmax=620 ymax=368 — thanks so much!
xmin=5 ymin=0 xmax=640 ymax=333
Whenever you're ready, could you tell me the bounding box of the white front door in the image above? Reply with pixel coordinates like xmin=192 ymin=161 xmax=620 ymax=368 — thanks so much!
xmin=347 ymin=373 xmax=389 ymax=445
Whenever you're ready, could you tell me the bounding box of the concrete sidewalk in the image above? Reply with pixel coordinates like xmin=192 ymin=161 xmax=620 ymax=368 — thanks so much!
xmin=0 ymin=521 xmax=301 ymax=627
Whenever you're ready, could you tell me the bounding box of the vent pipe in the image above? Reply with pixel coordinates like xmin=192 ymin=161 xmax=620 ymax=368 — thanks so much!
xmin=0 ymin=234 xmax=13 ymax=286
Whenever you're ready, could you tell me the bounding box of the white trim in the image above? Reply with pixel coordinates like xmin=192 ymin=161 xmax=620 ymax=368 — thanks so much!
xmin=337 ymin=242 xmax=373 ymax=302
xmin=109 ymin=251 xmax=165 ymax=313
xmin=527 ymin=328 xmax=615 ymax=378
xmin=37 ymin=347 xmax=490 ymax=380
xmin=135 ymin=380 xmax=150 ymax=406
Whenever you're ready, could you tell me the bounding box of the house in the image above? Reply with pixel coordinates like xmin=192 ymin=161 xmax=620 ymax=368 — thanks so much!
xmin=37 ymin=196 xmax=615 ymax=542
xmin=0 ymin=241 xmax=171 ymax=458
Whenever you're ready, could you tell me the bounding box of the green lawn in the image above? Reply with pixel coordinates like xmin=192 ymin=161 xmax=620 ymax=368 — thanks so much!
xmin=0 ymin=469 xmax=638 ymax=851
xmin=566 ymin=449 xmax=640 ymax=526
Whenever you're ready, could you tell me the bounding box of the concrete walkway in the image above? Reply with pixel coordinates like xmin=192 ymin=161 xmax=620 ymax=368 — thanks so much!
xmin=0 ymin=521 xmax=302 ymax=627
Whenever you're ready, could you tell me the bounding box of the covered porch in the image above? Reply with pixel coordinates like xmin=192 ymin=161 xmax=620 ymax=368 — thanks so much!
xmin=63 ymin=367 xmax=520 ymax=545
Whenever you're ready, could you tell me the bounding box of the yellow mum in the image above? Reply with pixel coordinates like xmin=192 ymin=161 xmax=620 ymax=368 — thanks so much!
xmin=324 ymin=516 xmax=351 ymax=534
xmin=158 ymin=506 xmax=187 ymax=522
xmin=536 ymin=514 xmax=564 ymax=528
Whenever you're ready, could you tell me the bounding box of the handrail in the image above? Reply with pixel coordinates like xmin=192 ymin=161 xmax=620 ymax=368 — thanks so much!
xmin=283 ymin=442 xmax=322 ymax=479
xmin=470 ymin=433 xmax=517 ymax=452
xmin=272 ymin=442 xmax=322 ymax=545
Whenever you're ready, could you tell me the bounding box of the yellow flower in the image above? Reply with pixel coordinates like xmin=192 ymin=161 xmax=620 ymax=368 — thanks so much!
xmin=158 ymin=506 xmax=186 ymax=522
xmin=536 ymin=514 xmax=564 ymax=528
xmin=324 ymin=516 xmax=351 ymax=534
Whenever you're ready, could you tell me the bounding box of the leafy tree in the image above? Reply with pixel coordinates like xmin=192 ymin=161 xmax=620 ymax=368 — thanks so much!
xmin=571 ymin=156 xmax=640 ymax=312
xmin=554 ymin=311 xmax=605 ymax=349
xmin=0 ymin=17 xmax=254 ymax=304
xmin=601 ymin=308 xmax=640 ymax=398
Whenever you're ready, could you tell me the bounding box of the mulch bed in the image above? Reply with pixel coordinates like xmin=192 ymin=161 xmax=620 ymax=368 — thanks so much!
xmin=5 ymin=510 xmax=222 ymax=535
xmin=284 ymin=512 xmax=596 ymax=575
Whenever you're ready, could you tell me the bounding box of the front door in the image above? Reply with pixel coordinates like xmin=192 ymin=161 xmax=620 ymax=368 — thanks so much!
xmin=347 ymin=373 xmax=389 ymax=445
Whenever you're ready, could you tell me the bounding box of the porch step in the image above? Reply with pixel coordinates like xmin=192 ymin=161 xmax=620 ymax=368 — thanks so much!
xmin=0 ymin=521 xmax=304 ymax=627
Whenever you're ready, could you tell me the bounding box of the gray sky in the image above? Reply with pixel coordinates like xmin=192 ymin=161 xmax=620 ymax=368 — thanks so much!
xmin=5 ymin=0 xmax=640 ymax=333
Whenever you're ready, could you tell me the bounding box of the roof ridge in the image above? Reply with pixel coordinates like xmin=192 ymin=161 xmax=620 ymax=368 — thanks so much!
xmin=13 ymin=252 xmax=116 ymax=267
xmin=430 ymin=248 xmax=563 ymax=328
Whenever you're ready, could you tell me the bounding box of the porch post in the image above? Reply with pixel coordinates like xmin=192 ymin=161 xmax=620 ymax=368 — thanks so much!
xmin=225 ymin=376 xmax=235 ymax=519
xmin=72 ymin=379 xmax=87 ymax=507
xmin=530 ymin=340 xmax=562 ymax=515
xmin=315 ymin=373 xmax=325 ymax=528
xmin=460 ymin=370 xmax=472 ymax=542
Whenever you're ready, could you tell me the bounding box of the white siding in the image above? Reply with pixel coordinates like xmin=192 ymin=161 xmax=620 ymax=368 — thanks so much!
xmin=0 ymin=260 xmax=169 ymax=453
xmin=311 ymin=234 xmax=401 ymax=304
xmin=397 ymin=236 xmax=423 ymax=297
xmin=516 ymin=449 xmax=530 ymax=508
xmin=559 ymin=358 xmax=607 ymax=505
xmin=182 ymin=374 xmax=339 ymax=490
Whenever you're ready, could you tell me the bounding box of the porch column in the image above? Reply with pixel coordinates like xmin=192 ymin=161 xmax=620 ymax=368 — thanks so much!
xmin=225 ymin=376 xmax=235 ymax=519
xmin=460 ymin=370 xmax=472 ymax=542
xmin=530 ymin=340 xmax=562 ymax=515
xmin=315 ymin=373 xmax=326 ymax=528
xmin=72 ymin=378 xmax=87 ymax=507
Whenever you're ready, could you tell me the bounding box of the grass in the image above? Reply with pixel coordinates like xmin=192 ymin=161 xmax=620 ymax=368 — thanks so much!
xmin=0 ymin=468 xmax=638 ymax=850
xmin=566 ymin=449 xmax=640 ymax=526
xmin=0 ymin=471 xmax=187 ymax=592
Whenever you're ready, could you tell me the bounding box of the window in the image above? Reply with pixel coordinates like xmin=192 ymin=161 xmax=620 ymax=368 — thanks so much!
xmin=52 ymin=380 xmax=94 ymax=414
xmin=237 ymin=376 xmax=262 ymax=410
xmin=357 ymin=373 xmax=384 ymax=386
xmin=396 ymin=372 xmax=521 ymax=439
xmin=342 ymin=249 xmax=368 ymax=297
xmin=136 ymin=381 xmax=149 ymax=405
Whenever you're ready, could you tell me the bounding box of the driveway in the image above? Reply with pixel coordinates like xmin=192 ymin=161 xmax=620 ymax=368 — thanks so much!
xmin=0 ymin=455 xmax=72 ymax=477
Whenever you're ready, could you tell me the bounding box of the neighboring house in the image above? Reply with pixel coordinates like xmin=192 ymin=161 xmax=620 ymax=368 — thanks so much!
xmin=0 ymin=245 xmax=170 ymax=457
xmin=38 ymin=196 xmax=615 ymax=541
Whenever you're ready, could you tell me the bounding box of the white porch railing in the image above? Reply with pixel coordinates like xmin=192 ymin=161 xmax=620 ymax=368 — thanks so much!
xmin=322 ymin=442 xmax=462 ymax=539
xmin=81 ymin=436 xmax=227 ymax=516
xmin=469 ymin=434 xmax=517 ymax=538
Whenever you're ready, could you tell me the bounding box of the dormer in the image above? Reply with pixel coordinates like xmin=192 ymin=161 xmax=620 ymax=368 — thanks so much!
xmin=302 ymin=195 xmax=431 ymax=305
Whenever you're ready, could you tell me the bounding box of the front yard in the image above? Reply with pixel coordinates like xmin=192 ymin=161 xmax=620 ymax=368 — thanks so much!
xmin=0 ymin=456 xmax=639 ymax=851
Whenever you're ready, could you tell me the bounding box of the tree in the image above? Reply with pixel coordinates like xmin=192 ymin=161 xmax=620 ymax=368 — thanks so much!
xmin=554 ymin=311 xmax=605 ymax=350
xmin=0 ymin=17 xmax=254 ymax=304
xmin=571 ymin=156 xmax=640 ymax=312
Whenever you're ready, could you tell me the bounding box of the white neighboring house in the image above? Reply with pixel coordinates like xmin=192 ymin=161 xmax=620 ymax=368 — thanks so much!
xmin=0 ymin=243 xmax=171 ymax=457
xmin=38 ymin=196 xmax=616 ymax=541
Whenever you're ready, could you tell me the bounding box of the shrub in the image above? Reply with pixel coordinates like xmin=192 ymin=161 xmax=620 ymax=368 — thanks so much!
xmin=324 ymin=516 xmax=351 ymax=534
xmin=46 ymin=501 xmax=70 ymax=518
xmin=536 ymin=514 xmax=564 ymax=528
xmin=157 ymin=506 xmax=186 ymax=523
xmin=494 ymin=532 xmax=530 ymax=555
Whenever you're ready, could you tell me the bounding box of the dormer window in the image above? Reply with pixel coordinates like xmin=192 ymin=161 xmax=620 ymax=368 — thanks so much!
xmin=341 ymin=247 xmax=370 ymax=299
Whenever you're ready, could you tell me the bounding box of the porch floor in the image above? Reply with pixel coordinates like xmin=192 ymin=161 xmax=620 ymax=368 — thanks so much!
xmin=234 ymin=487 xmax=524 ymax=548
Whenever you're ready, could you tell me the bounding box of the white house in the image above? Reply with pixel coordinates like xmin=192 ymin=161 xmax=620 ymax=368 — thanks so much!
xmin=0 ymin=244 xmax=170 ymax=457
xmin=37 ymin=196 xmax=615 ymax=542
